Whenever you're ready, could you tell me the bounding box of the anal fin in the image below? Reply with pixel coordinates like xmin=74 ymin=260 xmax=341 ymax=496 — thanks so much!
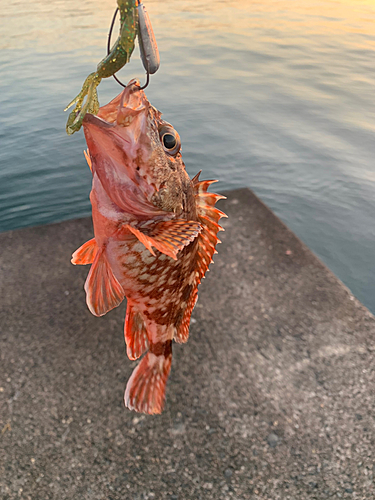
xmin=71 ymin=238 xmax=97 ymax=265
xmin=125 ymin=303 xmax=149 ymax=360
xmin=84 ymin=248 xmax=125 ymax=316
xmin=124 ymin=219 xmax=202 ymax=260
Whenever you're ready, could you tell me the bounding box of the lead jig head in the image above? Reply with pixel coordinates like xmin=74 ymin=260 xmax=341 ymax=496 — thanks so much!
xmin=108 ymin=1 xmax=160 ymax=91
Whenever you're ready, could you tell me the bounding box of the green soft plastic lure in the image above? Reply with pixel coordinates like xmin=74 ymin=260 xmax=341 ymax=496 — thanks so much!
xmin=65 ymin=0 xmax=138 ymax=135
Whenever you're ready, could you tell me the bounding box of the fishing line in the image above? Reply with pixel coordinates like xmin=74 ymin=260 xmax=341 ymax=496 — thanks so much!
xmin=107 ymin=7 xmax=150 ymax=90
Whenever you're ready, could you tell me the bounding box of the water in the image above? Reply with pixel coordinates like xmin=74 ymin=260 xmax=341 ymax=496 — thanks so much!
xmin=1 ymin=0 xmax=374 ymax=311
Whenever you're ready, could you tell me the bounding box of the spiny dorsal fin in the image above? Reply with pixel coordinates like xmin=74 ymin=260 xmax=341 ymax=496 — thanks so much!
xmin=191 ymin=170 xmax=202 ymax=184
xmin=193 ymin=174 xmax=227 ymax=283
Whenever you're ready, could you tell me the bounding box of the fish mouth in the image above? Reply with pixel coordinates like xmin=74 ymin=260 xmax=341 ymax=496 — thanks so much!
xmin=97 ymin=78 xmax=148 ymax=127
xmin=82 ymin=81 xmax=162 ymax=217
xmin=83 ymin=113 xmax=132 ymax=150
xmin=83 ymin=79 xmax=149 ymax=155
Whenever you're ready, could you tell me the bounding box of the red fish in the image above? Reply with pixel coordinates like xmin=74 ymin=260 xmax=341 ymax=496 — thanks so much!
xmin=72 ymin=79 xmax=226 ymax=414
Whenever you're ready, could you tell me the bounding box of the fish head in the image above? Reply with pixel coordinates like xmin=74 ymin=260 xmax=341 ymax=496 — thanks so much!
xmin=83 ymin=79 xmax=191 ymax=219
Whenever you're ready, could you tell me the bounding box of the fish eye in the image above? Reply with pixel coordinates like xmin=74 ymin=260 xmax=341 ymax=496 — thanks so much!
xmin=163 ymin=133 xmax=176 ymax=150
xmin=159 ymin=125 xmax=181 ymax=156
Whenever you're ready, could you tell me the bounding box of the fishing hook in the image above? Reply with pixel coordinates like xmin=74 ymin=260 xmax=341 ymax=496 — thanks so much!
xmin=107 ymin=7 xmax=150 ymax=91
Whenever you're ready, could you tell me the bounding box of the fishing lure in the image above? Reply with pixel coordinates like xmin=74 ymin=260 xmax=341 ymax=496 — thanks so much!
xmin=65 ymin=0 xmax=159 ymax=135
xmin=137 ymin=2 xmax=160 ymax=76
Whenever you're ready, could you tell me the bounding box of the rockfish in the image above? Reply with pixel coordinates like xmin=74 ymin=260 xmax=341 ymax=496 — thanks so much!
xmin=72 ymin=79 xmax=226 ymax=414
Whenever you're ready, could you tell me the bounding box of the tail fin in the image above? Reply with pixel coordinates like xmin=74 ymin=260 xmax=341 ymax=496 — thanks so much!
xmin=124 ymin=341 xmax=172 ymax=414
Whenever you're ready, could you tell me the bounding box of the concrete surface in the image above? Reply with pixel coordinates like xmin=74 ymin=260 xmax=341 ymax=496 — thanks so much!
xmin=1 ymin=188 xmax=375 ymax=500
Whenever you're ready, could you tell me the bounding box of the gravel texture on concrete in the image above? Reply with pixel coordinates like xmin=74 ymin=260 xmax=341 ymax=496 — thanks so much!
xmin=1 ymin=188 xmax=375 ymax=500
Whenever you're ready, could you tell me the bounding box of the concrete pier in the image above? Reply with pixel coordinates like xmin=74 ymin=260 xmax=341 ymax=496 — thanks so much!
xmin=1 ymin=188 xmax=374 ymax=500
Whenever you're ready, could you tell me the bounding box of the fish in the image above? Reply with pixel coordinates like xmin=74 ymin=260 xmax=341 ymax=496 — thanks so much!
xmin=71 ymin=79 xmax=226 ymax=414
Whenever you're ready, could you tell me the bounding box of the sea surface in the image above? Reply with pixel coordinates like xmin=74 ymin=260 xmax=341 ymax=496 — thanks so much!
xmin=1 ymin=0 xmax=374 ymax=311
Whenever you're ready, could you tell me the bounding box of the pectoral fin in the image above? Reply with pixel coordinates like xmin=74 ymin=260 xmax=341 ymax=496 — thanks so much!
xmin=71 ymin=238 xmax=97 ymax=265
xmin=84 ymin=248 xmax=125 ymax=317
xmin=124 ymin=220 xmax=202 ymax=260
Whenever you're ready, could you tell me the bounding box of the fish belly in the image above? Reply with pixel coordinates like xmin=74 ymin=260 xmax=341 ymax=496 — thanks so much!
xmin=107 ymin=237 xmax=197 ymax=328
